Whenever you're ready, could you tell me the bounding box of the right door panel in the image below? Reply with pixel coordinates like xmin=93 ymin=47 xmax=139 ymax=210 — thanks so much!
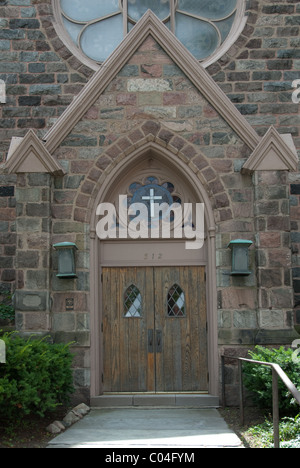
xmin=154 ymin=266 xmax=208 ymax=392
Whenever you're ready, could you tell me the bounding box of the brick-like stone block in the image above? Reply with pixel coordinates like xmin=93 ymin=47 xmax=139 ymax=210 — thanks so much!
xmin=52 ymin=313 xmax=76 ymax=332
xmin=259 ymin=269 xmax=282 ymax=288
xmin=221 ymin=288 xmax=257 ymax=310
xmin=23 ymin=311 xmax=50 ymax=331
xmin=270 ymin=288 xmax=294 ymax=309
xmin=267 ymin=216 xmax=290 ymax=231
xmin=17 ymin=250 xmax=39 ymax=268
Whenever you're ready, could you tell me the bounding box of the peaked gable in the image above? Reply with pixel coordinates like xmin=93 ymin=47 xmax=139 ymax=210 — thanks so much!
xmin=43 ymin=10 xmax=260 ymax=155
xmin=5 ymin=129 xmax=66 ymax=176
xmin=242 ymin=126 xmax=299 ymax=174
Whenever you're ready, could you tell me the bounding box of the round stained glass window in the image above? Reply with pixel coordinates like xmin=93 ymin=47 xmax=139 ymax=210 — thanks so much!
xmin=56 ymin=0 xmax=245 ymax=67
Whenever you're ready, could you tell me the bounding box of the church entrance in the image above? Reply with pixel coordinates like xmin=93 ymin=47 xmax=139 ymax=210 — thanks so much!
xmin=102 ymin=265 xmax=207 ymax=393
xmin=89 ymin=145 xmax=219 ymax=399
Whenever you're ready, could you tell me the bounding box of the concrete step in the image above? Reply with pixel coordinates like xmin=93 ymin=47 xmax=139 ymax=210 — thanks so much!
xmin=91 ymin=394 xmax=219 ymax=408
xmin=48 ymin=408 xmax=242 ymax=448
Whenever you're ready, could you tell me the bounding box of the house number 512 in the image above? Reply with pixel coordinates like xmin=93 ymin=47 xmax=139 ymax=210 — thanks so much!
xmin=144 ymin=253 xmax=163 ymax=260
xmin=292 ymin=80 xmax=300 ymax=104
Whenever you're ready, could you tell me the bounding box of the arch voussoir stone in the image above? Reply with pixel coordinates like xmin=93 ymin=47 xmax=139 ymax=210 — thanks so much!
xmin=74 ymin=121 xmax=232 ymax=224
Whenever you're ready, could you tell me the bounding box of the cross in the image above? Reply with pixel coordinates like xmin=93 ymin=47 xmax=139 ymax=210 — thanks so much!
xmin=142 ymin=188 xmax=162 ymax=218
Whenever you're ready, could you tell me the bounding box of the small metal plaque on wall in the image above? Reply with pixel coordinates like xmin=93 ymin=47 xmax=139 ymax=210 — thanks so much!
xmin=66 ymin=298 xmax=74 ymax=311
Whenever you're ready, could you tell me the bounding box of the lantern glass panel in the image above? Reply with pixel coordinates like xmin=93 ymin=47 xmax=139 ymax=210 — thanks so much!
xmin=233 ymin=246 xmax=248 ymax=273
xmin=58 ymin=249 xmax=75 ymax=276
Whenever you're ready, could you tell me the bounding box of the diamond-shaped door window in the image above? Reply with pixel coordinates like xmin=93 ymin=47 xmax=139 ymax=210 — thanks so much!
xmin=167 ymin=284 xmax=186 ymax=317
xmin=124 ymin=284 xmax=142 ymax=318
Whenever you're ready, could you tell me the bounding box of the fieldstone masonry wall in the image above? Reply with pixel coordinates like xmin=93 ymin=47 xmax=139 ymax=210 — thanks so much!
xmin=291 ymin=177 xmax=300 ymax=329
xmin=14 ymin=173 xmax=51 ymax=332
xmin=0 ymin=173 xmax=15 ymax=296
xmin=0 ymin=0 xmax=299 ymax=402
xmin=254 ymin=171 xmax=294 ymax=335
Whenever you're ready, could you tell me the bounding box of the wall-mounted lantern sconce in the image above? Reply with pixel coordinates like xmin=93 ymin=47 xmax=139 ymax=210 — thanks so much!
xmin=53 ymin=242 xmax=78 ymax=278
xmin=227 ymin=239 xmax=253 ymax=276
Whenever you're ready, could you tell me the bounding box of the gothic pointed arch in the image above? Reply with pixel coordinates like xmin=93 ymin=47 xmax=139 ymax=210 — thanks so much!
xmin=87 ymin=125 xmax=219 ymax=398
xmin=73 ymin=121 xmax=232 ymax=228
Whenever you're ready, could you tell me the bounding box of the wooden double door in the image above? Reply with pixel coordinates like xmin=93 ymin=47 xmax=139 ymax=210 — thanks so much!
xmin=102 ymin=266 xmax=207 ymax=393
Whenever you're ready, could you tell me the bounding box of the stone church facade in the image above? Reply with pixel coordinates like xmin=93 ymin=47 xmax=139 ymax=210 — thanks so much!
xmin=0 ymin=0 xmax=299 ymax=404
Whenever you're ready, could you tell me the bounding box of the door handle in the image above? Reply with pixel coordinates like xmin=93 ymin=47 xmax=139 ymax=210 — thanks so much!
xmin=148 ymin=329 xmax=154 ymax=353
xmin=148 ymin=329 xmax=162 ymax=353
xmin=156 ymin=330 xmax=162 ymax=353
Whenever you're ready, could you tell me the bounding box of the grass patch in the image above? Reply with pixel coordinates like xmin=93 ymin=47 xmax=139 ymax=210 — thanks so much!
xmin=220 ymin=408 xmax=300 ymax=448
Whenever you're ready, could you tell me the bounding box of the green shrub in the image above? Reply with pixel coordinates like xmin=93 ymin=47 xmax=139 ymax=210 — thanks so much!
xmin=246 ymin=414 xmax=300 ymax=448
xmin=0 ymin=332 xmax=74 ymax=421
xmin=243 ymin=345 xmax=300 ymax=413
xmin=0 ymin=291 xmax=15 ymax=322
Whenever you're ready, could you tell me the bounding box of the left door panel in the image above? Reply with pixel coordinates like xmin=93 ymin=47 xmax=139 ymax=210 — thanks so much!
xmin=102 ymin=267 xmax=154 ymax=392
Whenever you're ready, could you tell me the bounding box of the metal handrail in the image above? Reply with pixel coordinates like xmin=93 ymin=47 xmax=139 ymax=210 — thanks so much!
xmin=221 ymin=355 xmax=300 ymax=448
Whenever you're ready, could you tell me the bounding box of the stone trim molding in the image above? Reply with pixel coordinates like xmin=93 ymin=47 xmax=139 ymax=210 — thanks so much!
xmin=43 ymin=10 xmax=260 ymax=155
xmin=5 ymin=130 xmax=66 ymax=176
xmin=242 ymin=126 xmax=299 ymax=175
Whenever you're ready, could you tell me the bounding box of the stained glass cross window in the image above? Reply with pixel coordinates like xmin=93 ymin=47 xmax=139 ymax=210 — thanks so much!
xmin=142 ymin=188 xmax=163 ymax=218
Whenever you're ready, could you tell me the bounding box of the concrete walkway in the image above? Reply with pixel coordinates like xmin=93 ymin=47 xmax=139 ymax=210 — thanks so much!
xmin=47 ymin=408 xmax=243 ymax=448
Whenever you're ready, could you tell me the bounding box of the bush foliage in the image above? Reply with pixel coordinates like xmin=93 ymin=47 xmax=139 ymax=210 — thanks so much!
xmin=0 ymin=332 xmax=74 ymax=421
xmin=246 ymin=413 xmax=300 ymax=448
xmin=243 ymin=345 xmax=300 ymax=413
xmin=0 ymin=291 xmax=15 ymax=322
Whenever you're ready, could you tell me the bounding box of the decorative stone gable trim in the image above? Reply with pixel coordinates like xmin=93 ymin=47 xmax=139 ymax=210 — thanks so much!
xmin=242 ymin=126 xmax=299 ymax=175
xmin=5 ymin=129 xmax=66 ymax=176
xmin=43 ymin=10 xmax=260 ymax=155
